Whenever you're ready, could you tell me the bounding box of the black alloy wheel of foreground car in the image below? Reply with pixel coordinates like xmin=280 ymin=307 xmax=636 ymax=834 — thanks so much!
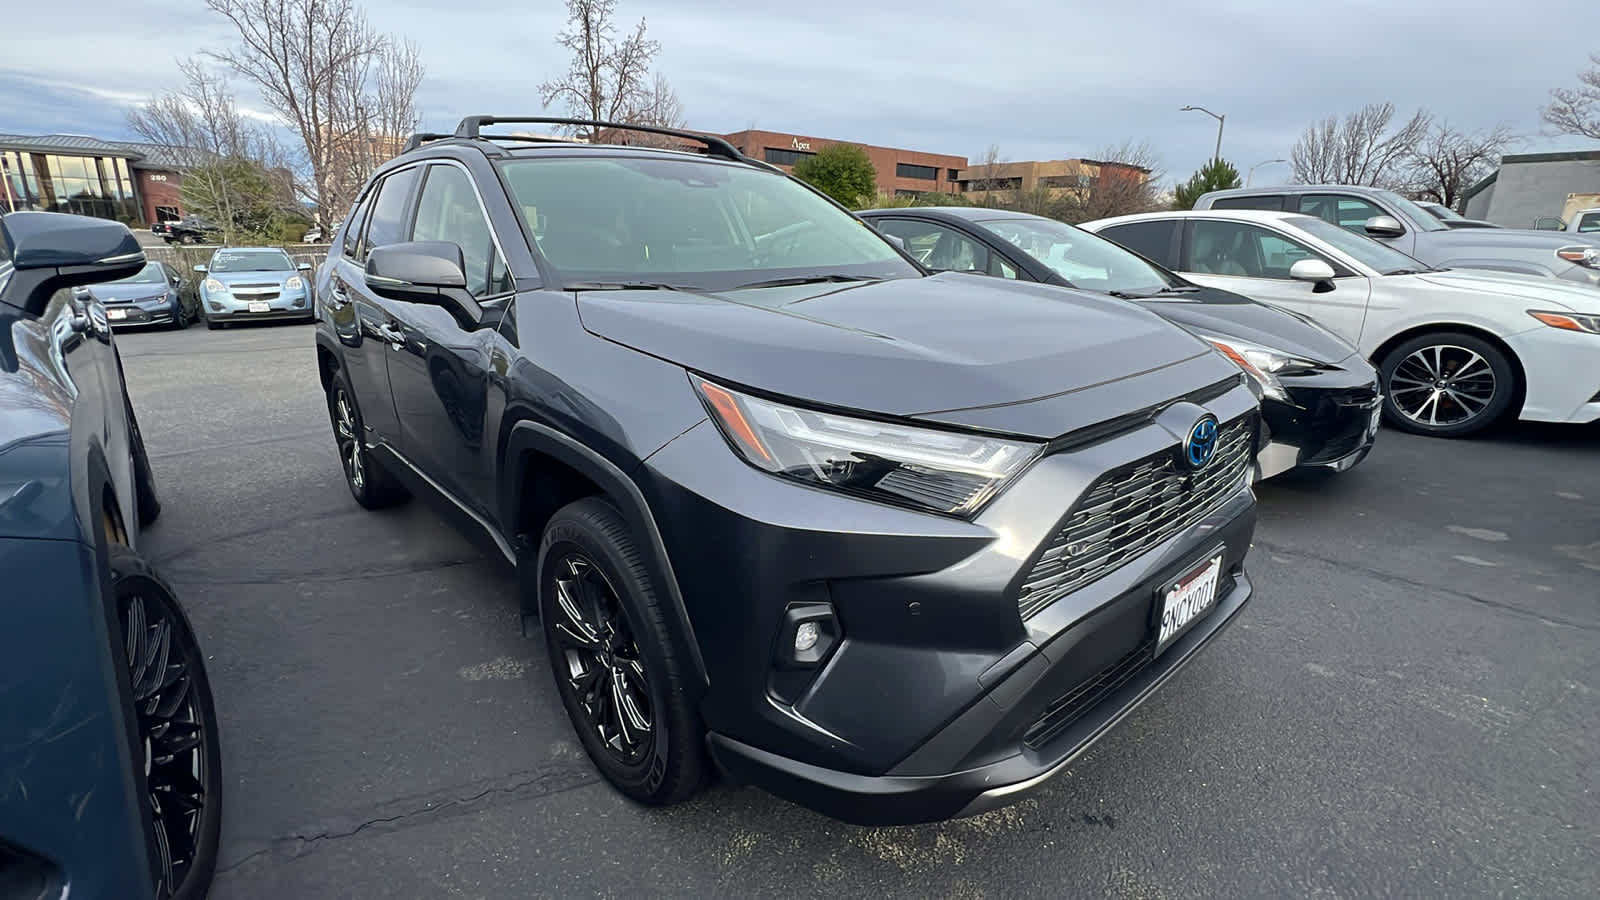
xmin=326 ymin=368 xmax=411 ymax=509
xmin=111 ymin=547 xmax=223 ymax=900
xmin=1376 ymin=331 xmax=1518 ymax=437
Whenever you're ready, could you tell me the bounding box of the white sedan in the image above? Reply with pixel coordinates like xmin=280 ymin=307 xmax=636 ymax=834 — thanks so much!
xmin=1082 ymin=209 xmax=1600 ymax=437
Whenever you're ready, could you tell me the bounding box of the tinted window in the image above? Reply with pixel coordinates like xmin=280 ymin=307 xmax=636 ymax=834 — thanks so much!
xmin=1298 ymin=194 xmax=1386 ymax=232
xmin=1209 ymin=194 xmax=1286 ymax=210
xmin=363 ymin=167 xmax=420 ymax=256
xmin=896 ymin=163 xmax=938 ymax=180
xmin=412 ymin=164 xmax=513 ymax=297
xmin=873 ymin=218 xmax=1015 ymax=278
xmin=1096 ymin=220 xmax=1179 ymax=268
xmin=1186 ymin=220 xmax=1325 ymax=278
xmin=342 ymin=193 xmax=373 ymax=260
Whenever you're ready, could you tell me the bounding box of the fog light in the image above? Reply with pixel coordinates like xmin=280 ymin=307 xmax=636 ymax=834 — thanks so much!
xmin=794 ymin=621 xmax=820 ymax=653
xmin=774 ymin=602 xmax=838 ymax=669
xmin=208 ymin=301 xmax=225 ymax=312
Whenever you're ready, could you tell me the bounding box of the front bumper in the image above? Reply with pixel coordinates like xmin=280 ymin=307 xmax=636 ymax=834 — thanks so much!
xmin=203 ymin=286 xmax=313 ymax=321
xmin=1506 ymin=325 xmax=1600 ymax=424
xmin=638 ymin=382 xmax=1260 ymax=824
xmin=104 ymin=301 xmax=179 ymax=328
xmin=1255 ymin=365 xmax=1382 ymax=479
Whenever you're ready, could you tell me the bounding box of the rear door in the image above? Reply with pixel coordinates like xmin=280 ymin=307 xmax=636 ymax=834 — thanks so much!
xmin=326 ymin=166 xmax=423 ymax=442
xmin=383 ymin=161 xmax=517 ymax=512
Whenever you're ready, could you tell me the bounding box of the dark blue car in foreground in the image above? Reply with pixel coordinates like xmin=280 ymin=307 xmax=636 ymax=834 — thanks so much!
xmin=1 ymin=211 xmax=221 ymax=899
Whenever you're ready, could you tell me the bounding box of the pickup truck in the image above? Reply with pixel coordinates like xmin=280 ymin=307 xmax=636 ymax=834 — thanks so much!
xmin=1195 ymin=184 xmax=1600 ymax=289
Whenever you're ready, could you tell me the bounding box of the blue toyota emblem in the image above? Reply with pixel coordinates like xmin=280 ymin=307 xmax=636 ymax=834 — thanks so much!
xmin=1183 ymin=415 xmax=1220 ymax=470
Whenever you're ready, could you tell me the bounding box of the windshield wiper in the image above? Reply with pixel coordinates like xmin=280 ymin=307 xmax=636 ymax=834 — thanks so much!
xmin=727 ymin=274 xmax=881 ymax=291
xmin=564 ymin=281 xmax=693 ymax=291
xmin=1106 ymin=286 xmax=1199 ymax=299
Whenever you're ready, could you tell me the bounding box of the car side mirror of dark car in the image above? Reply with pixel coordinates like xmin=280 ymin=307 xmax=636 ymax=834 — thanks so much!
xmin=1363 ymin=215 xmax=1405 ymax=238
xmin=1289 ymin=258 xmax=1337 ymax=292
xmin=0 ymin=211 xmax=146 ymax=314
xmin=365 ymin=241 xmax=483 ymax=326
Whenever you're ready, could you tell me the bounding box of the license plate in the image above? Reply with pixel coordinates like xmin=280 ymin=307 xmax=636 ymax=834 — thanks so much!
xmin=1156 ymin=550 xmax=1224 ymax=655
xmin=106 ymin=308 xmax=126 ymax=320
xmin=248 ymin=300 xmax=271 ymax=313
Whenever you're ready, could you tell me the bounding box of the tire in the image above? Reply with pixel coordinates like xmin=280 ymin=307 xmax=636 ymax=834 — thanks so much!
xmin=1377 ymin=332 xmax=1517 ymax=437
xmin=108 ymin=545 xmax=222 ymax=900
xmin=203 ymin=313 xmax=222 ymax=331
xmin=127 ymin=396 xmax=162 ymax=528
xmin=537 ymin=497 xmax=706 ymax=807
xmin=325 ymin=366 xmax=410 ymax=509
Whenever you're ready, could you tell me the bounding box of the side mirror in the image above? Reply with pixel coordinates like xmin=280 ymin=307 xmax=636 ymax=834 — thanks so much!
xmin=883 ymin=233 xmax=908 ymax=251
xmin=194 ymin=264 xmax=208 ymax=273
xmin=1289 ymin=258 xmax=1335 ymax=282
xmin=365 ymin=241 xmax=482 ymax=325
xmin=297 ymin=262 xmax=312 ymax=271
xmin=0 ymin=211 xmax=146 ymax=314
xmin=1363 ymin=215 xmax=1405 ymax=238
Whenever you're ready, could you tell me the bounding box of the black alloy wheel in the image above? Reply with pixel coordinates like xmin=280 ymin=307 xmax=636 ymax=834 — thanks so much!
xmin=1379 ymin=331 xmax=1516 ymax=437
xmin=538 ymin=498 xmax=706 ymax=806
xmin=324 ymin=368 xmax=409 ymax=508
xmin=111 ymin=547 xmax=221 ymax=900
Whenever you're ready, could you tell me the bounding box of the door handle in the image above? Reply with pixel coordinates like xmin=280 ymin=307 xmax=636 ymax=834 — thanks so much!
xmin=376 ymin=322 xmax=405 ymax=346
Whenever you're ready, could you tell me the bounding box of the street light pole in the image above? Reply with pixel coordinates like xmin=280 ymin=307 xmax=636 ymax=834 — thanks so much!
xmin=1247 ymin=158 xmax=1287 ymax=186
xmin=1181 ymin=105 xmax=1225 ymax=163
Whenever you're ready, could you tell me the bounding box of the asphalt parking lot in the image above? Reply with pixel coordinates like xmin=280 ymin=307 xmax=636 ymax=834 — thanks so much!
xmin=117 ymin=321 xmax=1598 ymax=899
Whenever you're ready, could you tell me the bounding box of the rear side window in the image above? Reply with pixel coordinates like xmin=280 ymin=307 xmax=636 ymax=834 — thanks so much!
xmin=1097 ymin=220 xmax=1179 ymax=268
xmin=362 ymin=167 xmax=421 ymax=258
xmin=1209 ymin=194 xmax=1286 ymax=211
xmin=341 ymin=194 xmax=372 ymax=260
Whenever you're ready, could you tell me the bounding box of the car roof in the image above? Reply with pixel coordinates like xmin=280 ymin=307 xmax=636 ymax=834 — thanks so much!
xmin=1201 ymin=184 xmax=1388 ymax=199
xmin=1086 ymin=209 xmax=1316 ymax=228
xmin=858 ymin=206 xmax=1056 ymax=224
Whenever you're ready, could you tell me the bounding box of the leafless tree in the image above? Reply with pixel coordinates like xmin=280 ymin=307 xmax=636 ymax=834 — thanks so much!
xmin=539 ymin=0 xmax=684 ymax=145
xmin=963 ymin=144 xmax=1013 ymax=205
xmin=1402 ymin=122 xmax=1518 ymax=208
xmin=1290 ymin=102 xmax=1432 ymax=187
xmin=1542 ymin=53 xmax=1600 ymax=140
xmin=203 ymin=0 xmax=424 ymax=227
xmin=1065 ymin=140 xmax=1166 ymax=223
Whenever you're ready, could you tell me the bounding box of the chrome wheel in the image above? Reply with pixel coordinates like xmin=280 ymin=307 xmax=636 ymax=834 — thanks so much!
xmin=1387 ymin=344 xmax=1497 ymax=428
xmin=551 ymin=554 xmax=653 ymax=766
xmin=333 ymin=387 xmax=365 ymax=493
xmin=122 ymin=585 xmax=211 ymax=896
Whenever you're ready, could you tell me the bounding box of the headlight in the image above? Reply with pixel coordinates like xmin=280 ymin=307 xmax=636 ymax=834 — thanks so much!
xmin=204 ymin=278 xmax=226 ymax=294
xmin=286 ymin=275 xmax=305 ymax=290
xmin=1528 ymin=310 xmax=1600 ymax=334
xmin=1200 ymin=335 xmax=1326 ymax=403
xmin=1555 ymin=246 xmax=1600 ymax=269
xmin=691 ymin=376 xmax=1040 ymax=517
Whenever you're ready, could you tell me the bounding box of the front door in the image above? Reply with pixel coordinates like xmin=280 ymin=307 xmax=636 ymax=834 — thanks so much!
xmin=382 ymin=162 xmax=517 ymax=513
xmin=1178 ymin=218 xmax=1373 ymax=346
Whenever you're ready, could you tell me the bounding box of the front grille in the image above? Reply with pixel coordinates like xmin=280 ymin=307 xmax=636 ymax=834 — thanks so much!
xmin=1017 ymin=415 xmax=1253 ymax=619
xmin=1023 ymin=637 xmax=1155 ymax=749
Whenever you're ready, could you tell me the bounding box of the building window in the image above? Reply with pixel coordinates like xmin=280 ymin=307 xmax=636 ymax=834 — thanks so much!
xmin=896 ymin=163 xmax=938 ymax=180
xmin=948 ymin=168 xmax=960 ymax=181
xmin=960 ymin=176 xmax=1022 ymax=192
xmin=1039 ymin=174 xmax=1093 ymax=189
xmin=763 ymin=147 xmax=816 ymax=167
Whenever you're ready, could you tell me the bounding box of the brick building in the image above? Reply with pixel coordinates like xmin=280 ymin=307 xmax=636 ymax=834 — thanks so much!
xmin=718 ymin=129 xmax=967 ymax=198
xmin=0 ymin=133 xmax=190 ymax=225
xmin=956 ymin=157 xmax=1152 ymax=204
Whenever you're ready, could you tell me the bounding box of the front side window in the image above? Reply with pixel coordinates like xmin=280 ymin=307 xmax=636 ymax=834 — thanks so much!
xmin=1185 ymin=220 xmax=1326 ymax=279
xmin=411 ymin=164 xmax=513 ymax=297
xmin=982 ymin=216 xmax=1176 ymax=293
xmin=363 ymin=167 xmax=420 ymax=256
xmin=872 ymin=218 xmax=1015 ymax=278
xmin=1298 ymin=194 xmax=1388 ymax=232
xmin=207 ymin=248 xmax=295 ymax=273
xmin=498 ymin=156 xmax=915 ymax=290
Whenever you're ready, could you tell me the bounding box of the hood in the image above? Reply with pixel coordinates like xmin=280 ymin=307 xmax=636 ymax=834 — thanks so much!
xmin=1412 ymin=268 xmax=1600 ymax=312
xmin=575 ymin=273 xmax=1224 ymax=437
xmin=208 ymin=269 xmax=298 ymax=285
xmin=1421 ymin=227 xmax=1600 ymax=252
xmin=85 ymin=282 xmax=169 ymax=304
xmin=1133 ymin=285 xmax=1360 ymax=364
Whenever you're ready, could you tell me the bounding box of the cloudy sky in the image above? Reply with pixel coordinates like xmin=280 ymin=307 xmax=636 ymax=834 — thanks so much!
xmin=3 ymin=0 xmax=1596 ymax=184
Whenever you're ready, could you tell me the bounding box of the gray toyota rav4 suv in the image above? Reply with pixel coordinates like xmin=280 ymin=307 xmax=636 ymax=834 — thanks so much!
xmin=313 ymin=116 xmax=1261 ymax=825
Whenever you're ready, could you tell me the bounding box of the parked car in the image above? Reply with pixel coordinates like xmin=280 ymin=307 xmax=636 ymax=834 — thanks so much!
xmin=858 ymin=207 xmax=1380 ymax=480
xmin=195 ymin=246 xmax=314 ymax=329
xmin=314 ymin=115 xmax=1262 ymax=825
xmin=1083 ymin=209 xmax=1600 ymax=437
xmin=0 ymin=211 xmax=222 ymax=899
xmin=77 ymin=259 xmax=191 ymax=330
xmin=1567 ymin=208 xmax=1600 ymax=234
xmin=1416 ymin=201 xmax=1500 ymax=229
xmin=1194 ymin=185 xmax=1600 ymax=288
xmin=151 ymin=215 xmax=219 ymax=245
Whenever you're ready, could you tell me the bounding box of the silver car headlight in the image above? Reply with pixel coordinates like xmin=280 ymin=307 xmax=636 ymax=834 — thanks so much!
xmin=1556 ymin=246 xmax=1600 ymax=269
xmin=1199 ymin=335 xmax=1328 ymax=403
xmin=286 ymin=275 xmax=305 ymax=290
xmin=204 ymin=278 xmax=226 ymax=294
xmin=1528 ymin=310 xmax=1600 ymax=335
xmin=692 ymin=376 xmax=1041 ymax=517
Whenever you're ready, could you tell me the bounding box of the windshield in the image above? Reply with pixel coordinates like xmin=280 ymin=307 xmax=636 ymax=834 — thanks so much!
xmin=208 ymin=249 xmax=295 ymax=273
xmin=1374 ymin=190 xmax=1448 ymax=232
xmin=1428 ymin=204 xmax=1466 ymax=221
xmin=977 ymin=216 xmax=1177 ymax=294
xmin=110 ymin=261 xmax=166 ymax=285
xmin=497 ymin=155 xmax=917 ymax=290
xmin=1293 ymin=215 xmax=1433 ymax=275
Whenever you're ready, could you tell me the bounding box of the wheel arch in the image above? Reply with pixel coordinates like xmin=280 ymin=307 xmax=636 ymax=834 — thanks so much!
xmin=502 ymin=420 xmax=709 ymax=688
xmin=314 ymin=333 xmax=342 ymax=392
xmin=1370 ymin=322 xmax=1529 ymax=417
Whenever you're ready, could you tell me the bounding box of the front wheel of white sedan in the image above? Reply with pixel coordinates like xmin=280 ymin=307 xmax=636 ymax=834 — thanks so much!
xmin=1378 ymin=332 xmax=1518 ymax=437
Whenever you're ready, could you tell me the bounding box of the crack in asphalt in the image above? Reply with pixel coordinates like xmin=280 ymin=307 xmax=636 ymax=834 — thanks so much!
xmin=214 ymin=764 xmax=602 ymax=877
xmin=1255 ymin=539 xmax=1599 ymax=633
xmin=166 ymin=557 xmax=478 ymax=585
xmin=149 ymin=427 xmax=330 ymax=460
